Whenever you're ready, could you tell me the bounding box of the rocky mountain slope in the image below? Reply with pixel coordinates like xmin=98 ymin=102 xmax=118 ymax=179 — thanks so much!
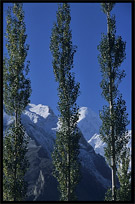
xmin=77 ymin=106 xmax=131 ymax=170
xmin=3 ymin=104 xmax=112 ymax=201
xmin=88 ymin=132 xmax=131 ymax=171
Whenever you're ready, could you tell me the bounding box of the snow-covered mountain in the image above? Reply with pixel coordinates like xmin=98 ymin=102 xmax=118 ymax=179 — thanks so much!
xmin=78 ymin=107 xmax=102 ymax=141
xmin=88 ymin=131 xmax=131 ymax=157
xmin=88 ymin=133 xmax=106 ymax=156
xmin=22 ymin=104 xmax=58 ymax=158
xmin=88 ymin=131 xmax=131 ymax=171
xmin=3 ymin=104 xmax=111 ymax=201
xmin=78 ymin=107 xmax=131 ymax=169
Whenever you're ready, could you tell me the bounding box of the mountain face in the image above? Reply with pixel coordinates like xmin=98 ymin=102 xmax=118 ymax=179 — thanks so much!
xmin=3 ymin=104 xmax=111 ymax=201
xmin=78 ymin=107 xmax=102 ymax=141
xmin=88 ymin=132 xmax=131 ymax=171
xmin=77 ymin=107 xmax=131 ymax=171
xmin=88 ymin=133 xmax=106 ymax=156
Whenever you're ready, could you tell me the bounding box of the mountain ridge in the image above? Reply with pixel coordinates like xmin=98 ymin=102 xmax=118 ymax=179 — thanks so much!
xmin=3 ymin=103 xmax=112 ymax=201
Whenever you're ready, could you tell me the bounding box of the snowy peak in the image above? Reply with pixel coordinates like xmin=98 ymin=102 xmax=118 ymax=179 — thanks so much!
xmin=88 ymin=132 xmax=131 ymax=171
xmin=23 ymin=104 xmax=57 ymax=126
xmin=21 ymin=104 xmax=58 ymax=153
xmin=78 ymin=107 xmax=89 ymax=122
xmin=88 ymin=134 xmax=106 ymax=156
xmin=78 ymin=107 xmax=102 ymax=141
xmin=26 ymin=104 xmax=54 ymax=119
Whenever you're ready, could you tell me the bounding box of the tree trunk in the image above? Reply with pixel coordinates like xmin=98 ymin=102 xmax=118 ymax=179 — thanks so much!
xmin=15 ymin=109 xmax=18 ymax=128
xmin=67 ymin=152 xmax=70 ymax=201
xmin=67 ymin=116 xmax=71 ymax=201
xmin=14 ymin=109 xmax=18 ymax=201
xmin=107 ymin=11 xmax=116 ymax=201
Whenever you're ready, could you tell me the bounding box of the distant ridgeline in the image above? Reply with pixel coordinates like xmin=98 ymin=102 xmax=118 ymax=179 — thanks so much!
xmin=3 ymin=103 xmax=130 ymax=201
xmin=3 ymin=104 xmax=131 ymax=201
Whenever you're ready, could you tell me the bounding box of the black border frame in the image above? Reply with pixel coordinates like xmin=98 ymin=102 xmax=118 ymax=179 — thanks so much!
xmin=0 ymin=0 xmax=134 ymax=203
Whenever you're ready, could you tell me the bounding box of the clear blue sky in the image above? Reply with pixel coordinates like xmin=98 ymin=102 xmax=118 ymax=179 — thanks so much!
xmin=3 ymin=3 xmax=131 ymax=129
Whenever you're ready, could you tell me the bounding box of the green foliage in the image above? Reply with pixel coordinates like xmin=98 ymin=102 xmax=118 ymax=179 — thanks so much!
xmin=99 ymin=95 xmax=129 ymax=165
xmin=105 ymin=147 xmax=131 ymax=201
xmin=101 ymin=3 xmax=115 ymax=14
xmin=3 ymin=124 xmax=29 ymax=201
xmin=3 ymin=3 xmax=31 ymax=201
xmin=98 ymin=3 xmax=129 ymax=201
xmin=104 ymin=188 xmax=113 ymax=201
xmin=117 ymin=147 xmax=131 ymax=201
xmin=3 ymin=3 xmax=31 ymax=116
xmin=97 ymin=15 xmax=126 ymax=102
xmin=50 ymin=3 xmax=80 ymax=201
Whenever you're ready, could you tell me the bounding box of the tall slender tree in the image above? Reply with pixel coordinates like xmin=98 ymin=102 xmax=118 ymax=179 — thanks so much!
xmin=3 ymin=3 xmax=31 ymax=201
xmin=98 ymin=3 xmax=129 ymax=201
xmin=50 ymin=3 xmax=80 ymax=201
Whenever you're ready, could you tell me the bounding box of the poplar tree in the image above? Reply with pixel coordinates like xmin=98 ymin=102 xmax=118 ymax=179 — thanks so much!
xmin=50 ymin=3 xmax=80 ymax=201
xmin=98 ymin=3 xmax=129 ymax=200
xmin=3 ymin=3 xmax=31 ymax=201
xmin=117 ymin=146 xmax=131 ymax=201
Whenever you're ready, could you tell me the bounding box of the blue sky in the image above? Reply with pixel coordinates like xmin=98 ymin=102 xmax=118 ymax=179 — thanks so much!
xmin=3 ymin=3 xmax=131 ymax=129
